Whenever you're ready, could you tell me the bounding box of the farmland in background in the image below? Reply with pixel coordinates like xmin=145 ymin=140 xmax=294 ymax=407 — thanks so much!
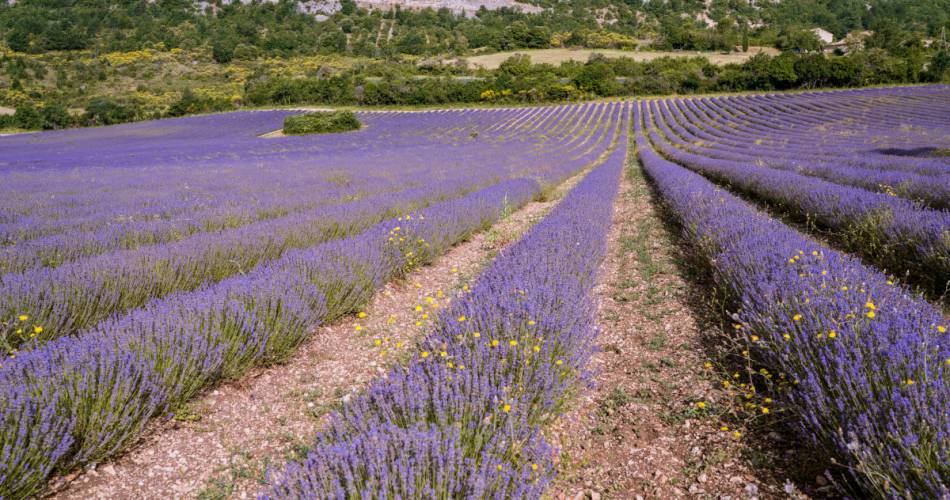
xmin=458 ymin=46 xmax=780 ymax=70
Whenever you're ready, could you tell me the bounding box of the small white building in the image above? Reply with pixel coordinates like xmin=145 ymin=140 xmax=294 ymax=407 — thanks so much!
xmin=811 ymin=28 xmax=835 ymax=45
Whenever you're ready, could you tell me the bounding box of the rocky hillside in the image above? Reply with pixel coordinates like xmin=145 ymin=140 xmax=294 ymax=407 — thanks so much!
xmin=214 ymin=0 xmax=541 ymax=18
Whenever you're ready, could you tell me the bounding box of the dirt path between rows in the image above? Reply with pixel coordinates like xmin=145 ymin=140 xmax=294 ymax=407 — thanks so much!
xmin=54 ymin=171 xmax=590 ymax=500
xmin=546 ymin=162 xmax=812 ymax=499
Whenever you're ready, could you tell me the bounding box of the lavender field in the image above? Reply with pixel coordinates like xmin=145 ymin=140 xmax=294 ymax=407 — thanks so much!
xmin=1 ymin=86 xmax=949 ymax=499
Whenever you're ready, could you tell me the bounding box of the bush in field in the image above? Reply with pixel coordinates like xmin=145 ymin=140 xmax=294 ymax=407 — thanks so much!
xmin=81 ymin=97 xmax=140 ymax=126
xmin=40 ymin=103 xmax=74 ymax=130
xmin=283 ymin=111 xmax=361 ymax=135
xmin=165 ymin=90 xmax=234 ymax=117
xmin=13 ymin=104 xmax=44 ymax=130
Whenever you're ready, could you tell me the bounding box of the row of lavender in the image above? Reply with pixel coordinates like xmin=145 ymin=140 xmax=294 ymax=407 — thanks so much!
xmin=636 ymin=98 xmax=949 ymax=496
xmin=0 ymin=104 xmax=601 ymax=250
xmin=0 ymin=103 xmax=622 ymax=350
xmin=0 ymin=177 xmax=535 ymax=499
xmin=0 ymin=104 xmax=597 ymax=225
xmin=691 ymin=88 xmax=950 ymax=176
xmin=645 ymin=91 xmax=950 ymax=296
xmin=264 ymin=105 xmax=629 ymax=498
xmin=656 ymin=89 xmax=950 ymax=209
xmin=0 ymin=103 xmax=626 ymax=498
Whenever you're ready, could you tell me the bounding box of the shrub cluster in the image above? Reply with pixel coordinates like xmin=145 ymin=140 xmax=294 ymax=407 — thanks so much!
xmin=282 ymin=110 xmax=361 ymax=135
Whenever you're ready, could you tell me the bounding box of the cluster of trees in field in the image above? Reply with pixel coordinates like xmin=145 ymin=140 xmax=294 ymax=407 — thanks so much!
xmin=244 ymin=49 xmax=950 ymax=106
xmin=0 ymin=88 xmax=241 ymax=130
xmin=1 ymin=0 xmax=949 ymax=58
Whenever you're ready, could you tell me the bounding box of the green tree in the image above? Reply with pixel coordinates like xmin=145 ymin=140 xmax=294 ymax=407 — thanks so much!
xmin=13 ymin=103 xmax=43 ymax=130
xmin=212 ymin=37 xmax=236 ymax=63
xmin=926 ymin=50 xmax=950 ymax=82
xmin=396 ymin=31 xmax=426 ymax=55
xmin=574 ymin=62 xmax=619 ymax=95
xmin=40 ymin=103 xmax=74 ymax=130
xmin=777 ymin=28 xmax=822 ymax=52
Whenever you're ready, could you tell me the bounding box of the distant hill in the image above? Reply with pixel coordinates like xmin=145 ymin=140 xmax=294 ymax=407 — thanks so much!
xmin=0 ymin=0 xmax=947 ymax=58
xmin=212 ymin=0 xmax=541 ymax=18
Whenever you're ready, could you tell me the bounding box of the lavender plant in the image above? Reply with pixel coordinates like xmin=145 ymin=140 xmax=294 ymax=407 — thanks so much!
xmin=0 ymin=104 xmax=622 ymax=351
xmin=636 ymin=100 xmax=949 ymax=497
xmin=0 ymin=103 xmax=626 ymax=498
xmin=264 ymin=105 xmax=630 ymax=498
xmin=645 ymin=98 xmax=950 ymax=296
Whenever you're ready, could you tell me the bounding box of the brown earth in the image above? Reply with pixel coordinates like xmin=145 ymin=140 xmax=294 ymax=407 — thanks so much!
xmin=545 ymin=161 xmax=822 ymax=499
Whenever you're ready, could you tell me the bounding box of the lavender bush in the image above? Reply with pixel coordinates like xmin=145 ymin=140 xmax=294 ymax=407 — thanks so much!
xmin=264 ymin=105 xmax=630 ymax=498
xmin=636 ymin=99 xmax=949 ymax=497
xmin=0 ymin=103 xmax=622 ymax=351
xmin=0 ymin=103 xmax=626 ymax=498
xmin=645 ymin=97 xmax=950 ymax=295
